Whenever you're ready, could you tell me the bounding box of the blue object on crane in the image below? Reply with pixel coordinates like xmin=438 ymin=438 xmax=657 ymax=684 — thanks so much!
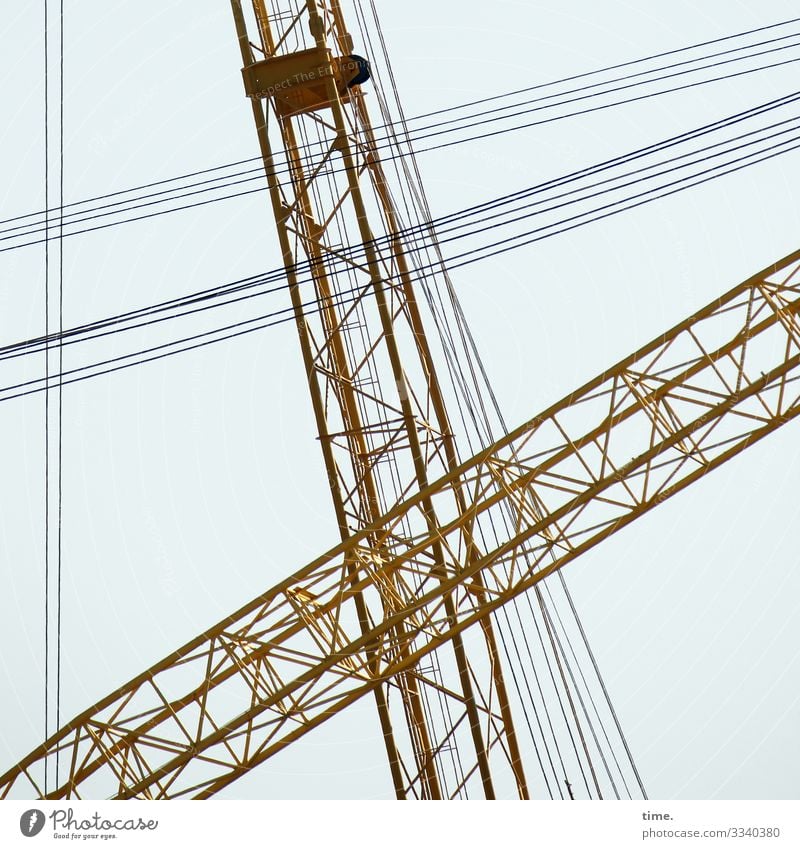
xmin=346 ymin=54 xmax=371 ymax=88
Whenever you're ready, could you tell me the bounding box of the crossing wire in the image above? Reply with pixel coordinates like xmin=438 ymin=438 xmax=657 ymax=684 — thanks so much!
xmin=0 ymin=125 xmax=795 ymax=415
xmin=1 ymin=87 xmax=797 ymax=377
xmin=43 ymin=0 xmax=50 ymax=798
xmin=4 ymin=14 xmax=800 ymax=233
xmin=3 ymin=31 xmax=800 ymax=252
xmin=360 ymin=0 xmax=622 ymax=799
xmin=56 ymin=0 xmax=64 ymax=789
xmin=2 ymin=95 xmax=798 ymax=390
xmin=354 ymin=0 xmax=570 ymax=798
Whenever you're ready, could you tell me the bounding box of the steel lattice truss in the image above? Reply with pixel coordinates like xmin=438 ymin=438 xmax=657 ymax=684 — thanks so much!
xmin=233 ymin=0 xmax=532 ymax=798
xmin=3 ymin=250 xmax=799 ymax=800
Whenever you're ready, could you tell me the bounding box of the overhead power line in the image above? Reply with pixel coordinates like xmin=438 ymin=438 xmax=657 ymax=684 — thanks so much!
xmin=3 ymin=21 xmax=800 ymax=252
xmin=5 ymin=13 xmax=800 ymax=231
xmin=1 ymin=98 xmax=798 ymax=404
xmin=3 ymin=87 xmax=798 ymax=367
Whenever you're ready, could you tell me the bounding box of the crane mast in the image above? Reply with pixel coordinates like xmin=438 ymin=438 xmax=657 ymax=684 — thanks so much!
xmin=230 ymin=0 xmax=526 ymax=798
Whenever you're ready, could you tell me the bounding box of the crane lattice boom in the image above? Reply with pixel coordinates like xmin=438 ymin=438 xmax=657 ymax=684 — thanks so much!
xmin=2 ymin=248 xmax=798 ymax=800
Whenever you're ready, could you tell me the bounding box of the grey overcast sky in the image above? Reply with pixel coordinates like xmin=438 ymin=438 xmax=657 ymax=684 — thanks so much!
xmin=0 ymin=0 xmax=799 ymax=800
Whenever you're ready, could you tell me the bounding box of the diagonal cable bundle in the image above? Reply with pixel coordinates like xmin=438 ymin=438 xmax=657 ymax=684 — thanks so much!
xmin=1 ymin=89 xmax=799 ymax=404
xmin=3 ymin=17 xmax=800 ymax=253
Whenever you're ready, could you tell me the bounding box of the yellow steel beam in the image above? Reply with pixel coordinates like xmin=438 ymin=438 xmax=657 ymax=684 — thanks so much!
xmin=3 ymin=248 xmax=799 ymax=800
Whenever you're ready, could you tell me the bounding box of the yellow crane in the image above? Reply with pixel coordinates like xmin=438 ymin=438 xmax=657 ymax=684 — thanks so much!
xmin=2 ymin=0 xmax=799 ymax=800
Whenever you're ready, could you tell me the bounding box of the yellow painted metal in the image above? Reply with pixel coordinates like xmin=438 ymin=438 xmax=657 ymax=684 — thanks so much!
xmin=3 ymin=248 xmax=800 ymax=800
xmin=241 ymin=48 xmax=361 ymax=116
xmin=232 ymin=0 xmax=527 ymax=798
xmin=230 ymin=0 xmax=410 ymax=799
